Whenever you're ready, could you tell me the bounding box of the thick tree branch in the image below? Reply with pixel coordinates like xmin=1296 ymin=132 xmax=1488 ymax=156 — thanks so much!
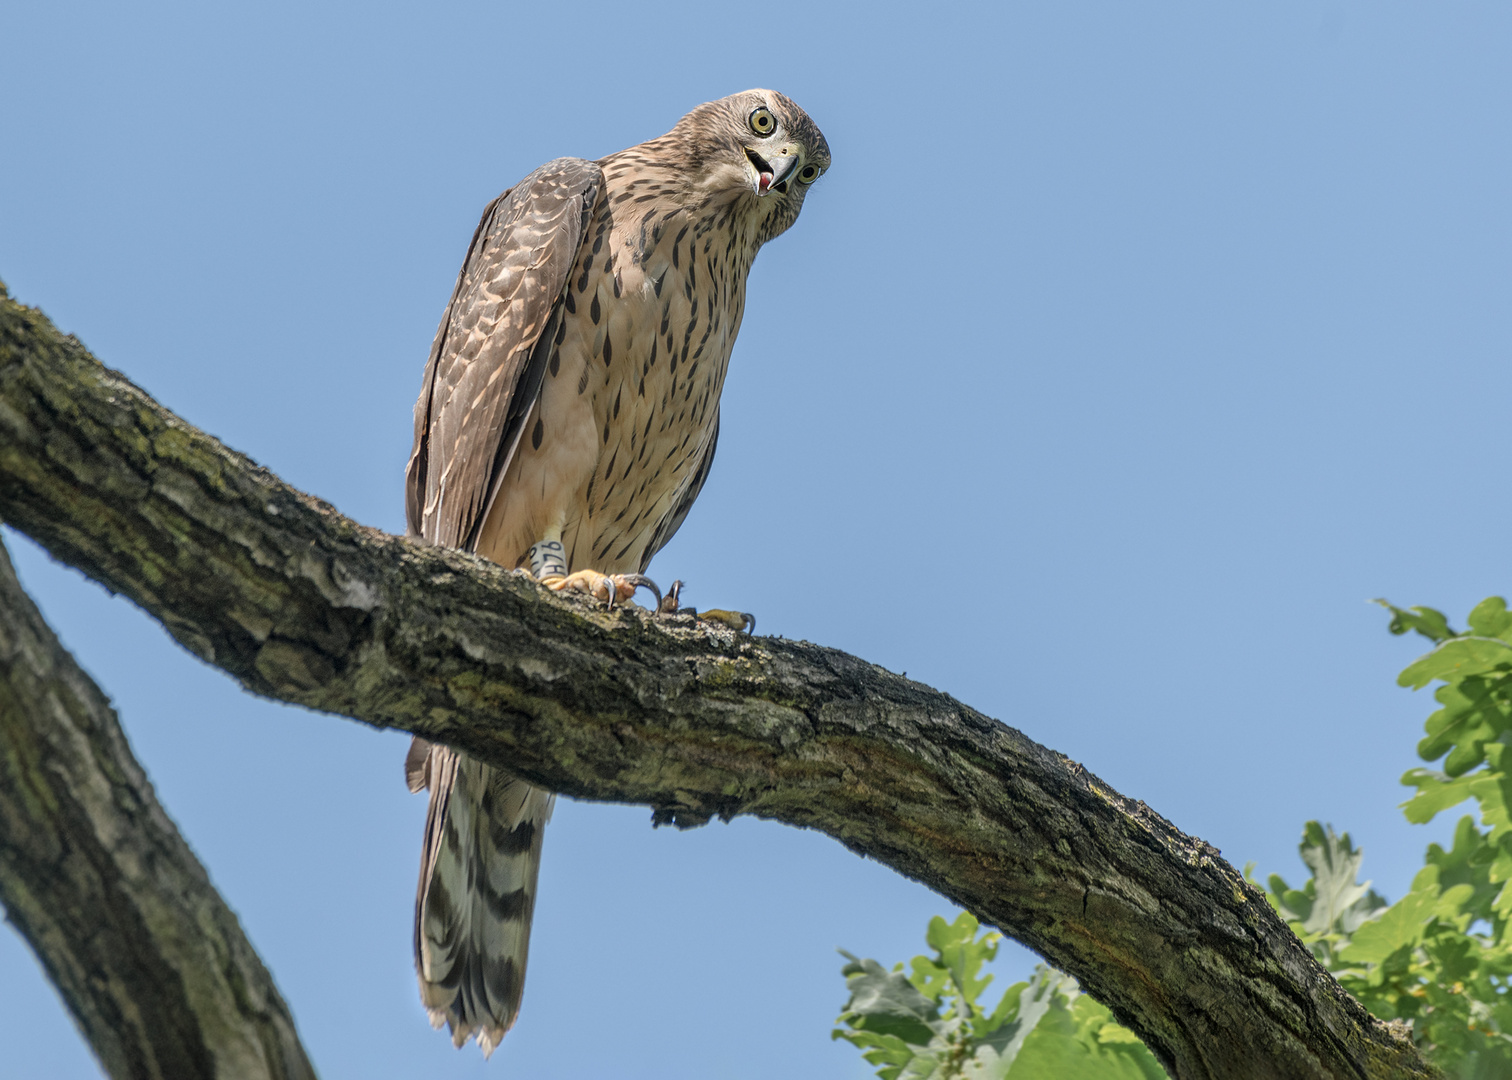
xmin=0 ymin=538 xmax=317 ymax=1079
xmin=0 ymin=282 xmax=1436 ymax=1079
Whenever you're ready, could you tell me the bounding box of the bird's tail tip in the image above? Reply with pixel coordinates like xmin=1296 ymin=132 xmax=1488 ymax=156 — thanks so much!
xmin=426 ymin=1004 xmax=508 ymax=1058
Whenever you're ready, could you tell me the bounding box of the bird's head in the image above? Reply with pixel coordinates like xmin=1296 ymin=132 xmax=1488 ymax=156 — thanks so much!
xmin=668 ymin=89 xmax=830 ymax=241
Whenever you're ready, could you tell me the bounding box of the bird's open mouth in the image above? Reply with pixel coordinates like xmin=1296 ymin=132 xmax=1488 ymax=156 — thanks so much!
xmin=746 ymin=148 xmax=794 ymax=196
xmin=746 ymin=148 xmax=776 ymax=194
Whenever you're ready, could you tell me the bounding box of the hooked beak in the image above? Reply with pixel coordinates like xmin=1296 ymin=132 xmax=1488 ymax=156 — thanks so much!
xmin=746 ymin=144 xmax=801 ymax=197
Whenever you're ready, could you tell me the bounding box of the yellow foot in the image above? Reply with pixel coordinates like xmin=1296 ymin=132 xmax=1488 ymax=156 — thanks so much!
xmin=699 ymin=609 xmax=757 ymax=633
xmin=540 ymin=570 xmax=661 ymax=611
xmin=656 ymin=580 xmax=756 ymax=634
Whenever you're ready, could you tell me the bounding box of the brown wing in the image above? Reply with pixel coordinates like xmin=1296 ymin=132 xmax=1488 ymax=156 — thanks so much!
xmin=403 ymin=159 xmax=600 ymax=1054
xmin=405 ymin=158 xmax=604 ymax=551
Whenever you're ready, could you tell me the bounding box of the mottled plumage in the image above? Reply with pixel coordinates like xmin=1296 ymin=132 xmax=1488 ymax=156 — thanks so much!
xmin=403 ymin=90 xmax=829 ymax=1054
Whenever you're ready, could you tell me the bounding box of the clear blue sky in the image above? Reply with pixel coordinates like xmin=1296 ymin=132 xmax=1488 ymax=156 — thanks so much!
xmin=4 ymin=3 xmax=1510 ymax=1077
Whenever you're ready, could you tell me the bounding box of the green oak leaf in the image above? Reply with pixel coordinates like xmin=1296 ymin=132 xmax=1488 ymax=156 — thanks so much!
xmin=1399 ymin=638 xmax=1512 ymax=691
xmin=1376 ymin=601 xmax=1457 ymax=643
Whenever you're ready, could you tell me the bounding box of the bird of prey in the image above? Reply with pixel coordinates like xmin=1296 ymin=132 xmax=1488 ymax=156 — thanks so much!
xmin=401 ymin=90 xmax=829 ymax=1055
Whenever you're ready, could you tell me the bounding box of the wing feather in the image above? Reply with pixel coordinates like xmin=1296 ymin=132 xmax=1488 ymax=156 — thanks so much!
xmin=403 ymin=160 xmax=600 ymax=1053
xmin=405 ymin=158 xmax=604 ymax=550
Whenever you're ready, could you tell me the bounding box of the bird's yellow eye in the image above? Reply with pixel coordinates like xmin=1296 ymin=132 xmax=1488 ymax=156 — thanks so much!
xmin=797 ymin=163 xmax=821 ymax=184
xmin=749 ymin=107 xmax=776 ymax=136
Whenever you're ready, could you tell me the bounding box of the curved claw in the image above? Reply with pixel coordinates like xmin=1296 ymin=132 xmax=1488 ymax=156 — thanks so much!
xmin=544 ymin=569 xmax=661 ymax=612
xmin=658 ymin=580 xmax=686 ymax=616
xmin=644 ymin=579 xmax=754 ymax=634
xmin=615 ymin=573 xmax=662 ymax=612
xmin=699 ymin=609 xmax=756 ymax=635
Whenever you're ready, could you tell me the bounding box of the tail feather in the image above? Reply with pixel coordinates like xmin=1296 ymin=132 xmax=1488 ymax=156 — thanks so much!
xmin=409 ymin=737 xmax=553 ymax=1055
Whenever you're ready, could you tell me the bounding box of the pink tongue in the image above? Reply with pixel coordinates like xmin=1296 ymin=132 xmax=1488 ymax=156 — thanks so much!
xmin=759 ymin=171 xmax=774 ymax=193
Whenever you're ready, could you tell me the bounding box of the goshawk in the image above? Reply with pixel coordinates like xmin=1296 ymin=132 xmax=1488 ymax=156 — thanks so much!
xmin=403 ymin=89 xmax=829 ymax=1054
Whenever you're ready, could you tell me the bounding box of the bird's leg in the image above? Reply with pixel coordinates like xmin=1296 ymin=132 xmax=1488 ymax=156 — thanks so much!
xmin=656 ymin=580 xmax=756 ymax=634
xmin=527 ymin=531 xmax=661 ymax=611
xmin=526 ymin=536 xmax=568 ymax=579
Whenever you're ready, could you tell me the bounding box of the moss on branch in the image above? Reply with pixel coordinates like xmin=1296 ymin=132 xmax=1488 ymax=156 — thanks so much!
xmin=0 ymin=282 xmax=1436 ymax=1079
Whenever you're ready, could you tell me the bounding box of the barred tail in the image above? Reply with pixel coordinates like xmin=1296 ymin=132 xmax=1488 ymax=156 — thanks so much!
xmin=407 ymin=738 xmax=553 ymax=1056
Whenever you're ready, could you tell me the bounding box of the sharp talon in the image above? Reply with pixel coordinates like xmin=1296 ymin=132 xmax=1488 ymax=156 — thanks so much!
xmin=620 ymin=573 xmax=662 ymax=611
xmin=659 ymin=579 xmax=684 ymax=616
xmin=603 ymin=573 xmax=617 ymax=611
xmin=698 ymin=609 xmax=756 ymax=634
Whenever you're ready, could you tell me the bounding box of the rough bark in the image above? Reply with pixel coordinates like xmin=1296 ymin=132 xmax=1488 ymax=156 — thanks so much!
xmin=0 ymin=280 xmax=1437 ymax=1079
xmin=0 ymin=537 xmax=317 ymax=1078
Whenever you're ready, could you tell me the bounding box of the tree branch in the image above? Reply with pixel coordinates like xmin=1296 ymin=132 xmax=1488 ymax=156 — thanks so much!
xmin=0 ymin=281 xmax=1436 ymax=1079
xmin=0 ymin=536 xmax=317 ymax=1080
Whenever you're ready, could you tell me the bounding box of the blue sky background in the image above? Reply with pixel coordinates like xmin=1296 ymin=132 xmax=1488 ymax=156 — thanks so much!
xmin=4 ymin=3 xmax=1511 ymax=1077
